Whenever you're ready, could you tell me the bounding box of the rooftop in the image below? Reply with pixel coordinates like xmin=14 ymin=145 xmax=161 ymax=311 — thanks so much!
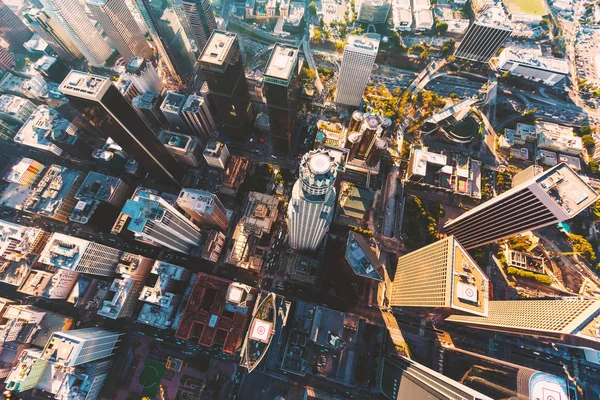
xmin=0 ymin=94 xmax=34 ymax=121
xmin=477 ymin=5 xmax=512 ymax=28
xmin=3 ymin=158 xmax=44 ymax=185
xmin=38 ymin=233 xmax=92 ymax=270
xmin=0 ymin=164 xmax=82 ymax=220
xmin=409 ymin=148 xmax=447 ymax=177
xmin=448 ymin=237 xmax=489 ymax=316
xmin=14 ymin=105 xmax=78 ymax=153
xmin=33 ymin=55 xmax=57 ymax=72
xmin=0 ymin=220 xmax=44 ymax=286
xmin=204 ymin=141 xmax=226 ymax=157
xmin=97 ymin=277 xmax=137 ymax=319
xmin=175 ymin=273 xmax=255 ymax=354
xmin=345 ymin=232 xmax=383 ymax=280
xmin=126 ymin=56 xmax=147 ymax=73
xmin=500 ymin=47 xmax=568 ymax=74
xmin=160 ymin=92 xmax=186 ymax=113
xmin=158 ymin=130 xmax=194 ymax=150
xmin=17 ymin=269 xmax=78 ymax=298
xmin=58 ymin=71 xmax=111 ymax=100
xmin=534 ymin=163 xmax=598 ymax=217
xmin=346 ymin=34 xmax=381 ymax=53
xmin=75 ymin=172 xmax=123 ymax=202
xmin=199 ymin=31 xmax=237 ymax=65
xmin=132 ymin=91 xmax=160 ymax=110
xmin=337 ymin=182 xmax=375 ymax=224
xmin=264 ymin=44 xmax=299 ymax=83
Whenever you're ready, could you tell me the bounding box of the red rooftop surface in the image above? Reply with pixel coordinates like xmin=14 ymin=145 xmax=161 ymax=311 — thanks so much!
xmin=175 ymin=273 xmax=255 ymax=354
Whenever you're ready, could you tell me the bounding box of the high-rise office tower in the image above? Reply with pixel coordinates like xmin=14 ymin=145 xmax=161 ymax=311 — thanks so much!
xmin=123 ymin=57 xmax=164 ymax=94
xmin=59 ymin=71 xmax=184 ymax=186
xmin=39 ymin=0 xmax=112 ymax=66
xmin=132 ymin=0 xmax=196 ymax=82
xmin=179 ymin=0 xmax=216 ymax=51
xmin=38 ymin=232 xmax=123 ymax=276
xmin=199 ymin=31 xmax=253 ymax=142
xmin=446 ymin=299 xmax=600 ymax=347
xmin=121 ymin=190 xmax=203 ymax=253
xmin=444 ymin=163 xmax=598 ymax=249
xmin=24 ymin=9 xmax=82 ymax=62
xmin=335 ymin=34 xmax=380 ymax=107
xmin=379 ymin=355 xmax=492 ymax=400
xmin=287 ymin=149 xmax=338 ymax=252
xmin=177 ymin=188 xmax=228 ymax=231
xmin=0 ymin=0 xmax=32 ymax=50
xmin=264 ymin=43 xmax=299 ymax=155
xmin=454 ymin=7 xmax=512 ymax=62
xmin=390 ymin=236 xmax=489 ymax=316
xmin=160 ymin=91 xmax=188 ymax=129
xmin=182 ymin=94 xmax=217 ymax=140
xmin=132 ymin=91 xmax=168 ymax=131
xmin=86 ymin=0 xmax=153 ymax=61
xmin=0 ymin=45 xmax=15 ymax=72
xmin=41 ymin=328 xmax=121 ymax=366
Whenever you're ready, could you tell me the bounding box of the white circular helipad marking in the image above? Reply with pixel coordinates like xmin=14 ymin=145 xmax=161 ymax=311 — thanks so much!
xmin=309 ymin=153 xmax=331 ymax=174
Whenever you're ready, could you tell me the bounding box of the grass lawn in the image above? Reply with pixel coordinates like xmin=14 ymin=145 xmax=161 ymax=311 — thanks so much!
xmin=503 ymin=0 xmax=546 ymax=16
xmin=139 ymin=360 xmax=166 ymax=397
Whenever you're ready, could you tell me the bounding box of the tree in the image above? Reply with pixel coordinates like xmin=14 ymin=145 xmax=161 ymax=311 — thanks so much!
xmin=319 ymin=17 xmax=324 ymax=29
xmin=590 ymin=160 xmax=599 ymax=175
xmin=435 ymin=22 xmax=448 ymax=35
xmin=309 ymin=1 xmax=317 ymax=16
xmin=582 ymin=134 xmax=596 ymax=148
xmin=580 ymin=125 xmax=592 ymax=135
xmin=568 ymin=234 xmax=597 ymax=263
xmin=419 ymin=49 xmax=429 ymax=60
xmin=311 ymin=29 xmax=323 ymax=44
xmin=335 ymin=41 xmax=345 ymax=53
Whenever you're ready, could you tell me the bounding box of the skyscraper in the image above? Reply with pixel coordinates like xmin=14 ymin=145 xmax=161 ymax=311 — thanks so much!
xmin=121 ymin=189 xmax=203 ymax=253
xmin=86 ymin=0 xmax=153 ymax=61
xmin=446 ymin=299 xmax=600 ymax=346
xmin=132 ymin=0 xmax=196 ymax=82
xmin=379 ymin=355 xmax=492 ymax=400
xmin=177 ymin=188 xmax=228 ymax=231
xmin=335 ymin=34 xmax=380 ymax=107
xmin=0 ymin=45 xmax=15 ymax=72
xmin=160 ymin=91 xmax=188 ymax=129
xmin=390 ymin=236 xmax=489 ymax=316
xmin=39 ymin=0 xmax=112 ymax=66
xmin=41 ymin=328 xmax=121 ymax=366
xmin=180 ymin=0 xmax=216 ymax=51
xmin=444 ymin=163 xmax=598 ymax=249
xmin=38 ymin=232 xmax=123 ymax=276
xmin=263 ymin=43 xmax=299 ymax=155
xmin=199 ymin=30 xmax=253 ymax=141
xmin=454 ymin=7 xmax=512 ymax=62
xmin=182 ymin=94 xmax=217 ymax=140
xmin=24 ymin=9 xmax=82 ymax=62
xmin=287 ymin=149 xmax=338 ymax=252
xmin=123 ymin=57 xmax=164 ymax=94
xmin=0 ymin=0 xmax=32 ymax=50
xmin=59 ymin=71 xmax=183 ymax=186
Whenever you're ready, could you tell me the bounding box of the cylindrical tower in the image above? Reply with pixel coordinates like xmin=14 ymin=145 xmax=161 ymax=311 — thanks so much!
xmin=348 ymin=110 xmax=364 ymax=133
xmin=287 ymin=149 xmax=338 ymax=252
xmin=379 ymin=116 xmax=392 ymax=137
xmin=366 ymin=137 xmax=388 ymax=167
xmin=356 ymin=115 xmax=380 ymax=159
xmin=345 ymin=131 xmax=362 ymax=162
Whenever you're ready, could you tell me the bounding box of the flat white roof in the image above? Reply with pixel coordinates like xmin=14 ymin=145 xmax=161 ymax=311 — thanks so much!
xmin=200 ymin=31 xmax=237 ymax=65
xmin=411 ymin=148 xmax=447 ymax=177
xmin=265 ymin=44 xmax=299 ymax=81
xmin=59 ymin=71 xmax=112 ymax=100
